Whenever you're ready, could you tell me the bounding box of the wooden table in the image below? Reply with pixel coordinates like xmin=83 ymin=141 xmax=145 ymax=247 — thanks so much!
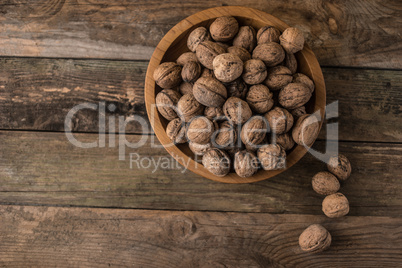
xmin=0 ymin=1 xmax=401 ymax=267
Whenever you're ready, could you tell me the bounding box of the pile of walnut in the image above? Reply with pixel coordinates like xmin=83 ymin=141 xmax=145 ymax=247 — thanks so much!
xmin=299 ymin=154 xmax=352 ymax=253
xmin=154 ymin=16 xmax=319 ymax=178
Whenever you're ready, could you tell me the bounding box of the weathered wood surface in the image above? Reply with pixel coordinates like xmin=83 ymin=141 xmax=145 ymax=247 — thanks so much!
xmin=1 ymin=58 xmax=401 ymax=142
xmin=1 ymin=131 xmax=401 ymax=216
xmin=0 ymin=0 xmax=401 ymax=68
xmin=1 ymin=205 xmax=401 ymax=267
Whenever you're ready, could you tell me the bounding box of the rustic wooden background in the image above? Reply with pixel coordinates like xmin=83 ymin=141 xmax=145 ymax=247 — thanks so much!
xmin=0 ymin=0 xmax=401 ymax=267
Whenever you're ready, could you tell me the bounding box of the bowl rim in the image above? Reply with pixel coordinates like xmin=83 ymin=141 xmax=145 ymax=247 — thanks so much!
xmin=145 ymin=6 xmax=326 ymax=184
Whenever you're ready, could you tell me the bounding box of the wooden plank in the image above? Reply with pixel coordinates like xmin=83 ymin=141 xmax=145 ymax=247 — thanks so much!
xmin=0 ymin=205 xmax=401 ymax=267
xmin=1 ymin=57 xmax=401 ymax=142
xmin=0 ymin=0 xmax=401 ymax=68
xmin=1 ymin=131 xmax=401 ymax=216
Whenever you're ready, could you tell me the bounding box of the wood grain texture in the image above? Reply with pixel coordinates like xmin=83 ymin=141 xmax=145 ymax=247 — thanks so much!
xmin=1 ymin=131 xmax=401 ymax=216
xmin=1 ymin=58 xmax=401 ymax=142
xmin=0 ymin=0 xmax=401 ymax=68
xmin=1 ymin=205 xmax=401 ymax=267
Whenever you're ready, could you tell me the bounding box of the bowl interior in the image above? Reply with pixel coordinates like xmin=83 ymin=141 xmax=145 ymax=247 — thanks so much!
xmin=145 ymin=6 xmax=326 ymax=183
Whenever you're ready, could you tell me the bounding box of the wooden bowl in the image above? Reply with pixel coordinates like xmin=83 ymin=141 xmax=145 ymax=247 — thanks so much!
xmin=145 ymin=6 xmax=326 ymax=184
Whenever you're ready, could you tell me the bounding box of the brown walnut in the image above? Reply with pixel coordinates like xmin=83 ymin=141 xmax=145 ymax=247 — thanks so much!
xmin=241 ymin=116 xmax=268 ymax=147
xmin=189 ymin=141 xmax=212 ymax=156
xmin=292 ymin=114 xmax=320 ymax=146
xmin=275 ymin=133 xmax=295 ymax=151
xmin=202 ymin=148 xmax=231 ymax=177
xmin=213 ymin=53 xmax=243 ymax=83
xmin=290 ymin=106 xmax=306 ymax=119
xmin=212 ymin=121 xmax=238 ymax=149
xmin=234 ymin=150 xmax=259 ymax=178
xmin=181 ymin=61 xmax=202 ymax=83
xmin=166 ymin=118 xmax=187 ymax=144
xmin=279 ymin=82 xmax=312 ymax=109
xmin=177 ymin=94 xmax=204 ymax=122
xmin=257 ymin=144 xmax=286 ymax=170
xmin=299 ymin=224 xmax=331 ymax=253
xmin=242 ymin=59 xmax=267 ymax=85
xmin=193 ymin=77 xmax=227 ymax=107
xmin=264 ymin=66 xmax=292 ymax=91
xmin=177 ymin=52 xmax=198 ymax=66
xmin=264 ymin=107 xmax=294 ymax=135
xmin=246 ymin=84 xmax=274 ymax=114
xmin=293 ymin=73 xmax=315 ymax=93
xmin=280 ymin=27 xmax=305 ymax=53
xmin=252 ymin=42 xmax=285 ymax=67
xmin=227 ymin=46 xmax=252 ymax=62
xmin=204 ymin=107 xmax=224 ymax=120
xmin=312 ymin=171 xmax=341 ymax=195
xmin=179 ymin=82 xmax=193 ymax=96
xmin=153 ymin=62 xmax=182 ymax=89
xmin=256 ymin=26 xmax=281 ymax=44
xmin=223 ymin=97 xmax=253 ymax=125
xmin=196 ymin=41 xmax=226 ymax=69
xmin=209 ymin=16 xmax=239 ymax=42
xmin=284 ymin=52 xmax=298 ymax=74
xmin=327 ymin=154 xmax=352 ymax=181
xmin=187 ymin=116 xmax=215 ymax=144
xmin=232 ymin=26 xmax=256 ymax=52
xmin=187 ymin=27 xmax=212 ymax=52
xmin=224 ymin=78 xmax=248 ymax=99
xmin=322 ymin=193 xmax=350 ymax=218
xmin=200 ymin=68 xmax=216 ymax=79
xmin=155 ymin=89 xmax=182 ymax=120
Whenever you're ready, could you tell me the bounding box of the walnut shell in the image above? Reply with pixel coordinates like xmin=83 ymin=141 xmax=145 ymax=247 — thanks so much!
xmin=241 ymin=116 xmax=268 ymax=147
xmin=189 ymin=141 xmax=212 ymax=156
xmin=275 ymin=133 xmax=295 ymax=151
xmin=155 ymin=89 xmax=182 ymax=120
xmin=257 ymin=144 xmax=286 ymax=170
xmin=327 ymin=154 xmax=352 ymax=181
xmin=213 ymin=53 xmax=244 ymax=83
xmin=284 ymin=52 xmax=298 ymax=74
xmin=252 ymin=42 xmax=285 ymax=67
xmin=322 ymin=193 xmax=350 ymax=218
xmin=293 ymin=73 xmax=315 ymax=93
xmin=200 ymin=68 xmax=216 ymax=79
xmin=187 ymin=116 xmax=215 ymax=144
xmin=299 ymin=224 xmax=332 ymax=253
xmin=182 ymin=61 xmax=202 ymax=83
xmin=234 ymin=150 xmax=259 ymax=178
xmin=209 ymin=16 xmax=239 ymax=42
xmin=256 ymin=26 xmax=281 ymax=44
xmin=290 ymin=106 xmax=306 ymax=119
xmin=232 ymin=26 xmax=256 ymax=52
xmin=227 ymin=46 xmax=252 ymax=62
xmin=187 ymin=27 xmax=212 ymax=52
xmin=153 ymin=62 xmax=182 ymax=89
xmin=196 ymin=41 xmax=226 ymax=69
xmin=224 ymin=78 xmax=248 ymax=99
xmin=179 ymin=82 xmax=193 ymax=96
xmin=193 ymin=77 xmax=227 ymax=107
xmin=279 ymin=27 xmax=305 ymax=53
xmin=292 ymin=114 xmax=320 ymax=146
xmin=246 ymin=84 xmax=274 ymax=114
xmin=202 ymin=148 xmax=231 ymax=177
xmin=216 ymin=42 xmax=230 ymax=51
xmin=177 ymin=52 xmax=198 ymax=66
xmin=279 ymin=82 xmax=312 ymax=109
xmin=242 ymin=59 xmax=267 ymax=85
xmin=264 ymin=66 xmax=292 ymax=91
xmin=312 ymin=171 xmax=341 ymax=195
xmin=223 ymin=97 xmax=253 ymax=125
xmin=212 ymin=121 xmax=237 ymax=149
xmin=166 ymin=118 xmax=187 ymax=144
xmin=204 ymin=107 xmax=225 ymax=121
xmin=177 ymin=94 xmax=204 ymax=122
xmin=264 ymin=107 xmax=294 ymax=135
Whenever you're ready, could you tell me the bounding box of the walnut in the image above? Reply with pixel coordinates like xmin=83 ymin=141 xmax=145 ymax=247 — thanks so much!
xmin=209 ymin=16 xmax=239 ymax=42
xmin=213 ymin=53 xmax=243 ymax=83
xmin=284 ymin=52 xmax=297 ymax=74
xmin=227 ymin=46 xmax=252 ymax=62
xmin=279 ymin=27 xmax=305 ymax=53
xmin=202 ymin=148 xmax=231 ymax=177
xmin=322 ymin=193 xmax=350 ymax=218
xmin=293 ymin=73 xmax=315 ymax=93
xmin=223 ymin=97 xmax=253 ymax=125
xmin=212 ymin=121 xmax=237 ymax=149
xmin=177 ymin=94 xmax=204 ymax=122
xmin=153 ymin=62 xmax=182 ymax=89
xmin=187 ymin=27 xmax=211 ymax=52
xmin=200 ymin=68 xmax=216 ymax=79
xmin=278 ymin=82 xmax=312 ymax=109
xmin=257 ymin=144 xmax=286 ymax=170
xmin=216 ymin=42 xmax=230 ymax=51
xmin=166 ymin=118 xmax=187 ymax=144
xmin=252 ymin=42 xmax=285 ymax=67
xmin=242 ymin=59 xmax=267 ymax=85
xmin=232 ymin=26 xmax=256 ymax=52
xmin=204 ymin=107 xmax=224 ymax=120
xmin=264 ymin=107 xmax=293 ymax=134
xmin=264 ymin=66 xmax=292 ymax=91
xmin=224 ymin=78 xmax=248 ymax=99
xmin=189 ymin=141 xmax=212 ymax=156
xmin=181 ymin=61 xmax=202 ymax=83
xmin=256 ymin=26 xmax=281 ymax=44
xmin=292 ymin=114 xmax=320 ymax=146
xmin=245 ymin=139 xmax=265 ymax=153
xmin=155 ymin=89 xmax=182 ymax=120
xmin=312 ymin=171 xmax=340 ymax=195
xmin=177 ymin=52 xmax=198 ymax=66
xmin=299 ymin=224 xmax=331 ymax=253
xmin=234 ymin=150 xmax=259 ymax=178
xmin=246 ymin=84 xmax=274 ymax=114
xmin=275 ymin=133 xmax=295 ymax=151
xmin=196 ymin=41 xmax=226 ymax=69
xmin=241 ymin=116 xmax=268 ymax=147
xmin=290 ymin=106 xmax=306 ymax=119
xmin=179 ymin=82 xmax=193 ymax=95
xmin=186 ymin=116 xmax=215 ymax=144
xmin=327 ymin=154 xmax=352 ymax=181
xmin=193 ymin=77 xmax=227 ymax=107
